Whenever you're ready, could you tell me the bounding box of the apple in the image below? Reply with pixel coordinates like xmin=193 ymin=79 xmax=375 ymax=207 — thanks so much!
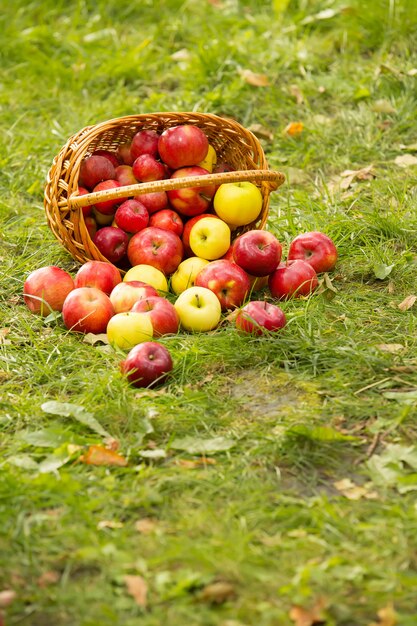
xmin=110 ymin=281 xmax=159 ymax=313
xmin=115 ymin=164 xmax=138 ymax=187
xmin=92 ymin=149 xmax=120 ymax=168
xmin=174 ymin=286 xmax=221 ymax=332
xmin=92 ymin=208 xmax=114 ymax=226
xmin=120 ymin=341 xmax=173 ymax=388
xmin=149 ymin=209 xmax=183 ymax=236
xmin=23 ymin=266 xmax=74 ymax=316
xmin=136 ymin=190 xmax=168 ymax=214
xmin=130 ymin=129 xmax=160 ymax=160
xmin=114 ymin=199 xmax=149 ymax=233
xmin=79 ymin=155 xmax=116 ymax=190
xmin=77 ymin=186 xmax=92 ymax=217
xmin=93 ymin=227 xmax=129 ymax=264
xmin=158 ymin=124 xmax=209 ymax=169
xmin=287 ymin=231 xmax=338 ymax=273
xmin=235 ymin=301 xmax=286 ymax=335
xmin=84 ymin=215 xmax=98 ymax=239
xmin=197 ymin=144 xmax=217 ymax=173
xmin=132 ymin=154 xmax=166 ymax=182
xmin=170 ymin=256 xmax=210 ymax=295
xmin=116 ymin=141 xmax=134 ymax=166
xmin=268 ymin=260 xmax=319 ymax=299
xmin=194 ymin=259 xmax=250 ymax=310
xmin=92 ymin=179 xmax=123 ymax=215
xmin=232 ymin=230 xmax=282 ymax=277
xmin=189 ymin=216 xmax=230 ymax=260
xmin=62 ymin=287 xmax=114 ymax=333
xmin=107 ymin=311 xmax=153 ymax=351
xmin=167 ymin=166 xmax=216 ymax=217
xmin=74 ymin=260 xmax=122 ymax=295
xmin=214 ymin=182 xmax=263 ymax=227
xmin=123 ymin=264 xmax=168 ymax=293
xmin=181 ymin=213 xmax=217 ymax=256
xmin=132 ymin=296 xmax=180 ymax=336
xmin=127 ymin=227 xmax=184 ymax=275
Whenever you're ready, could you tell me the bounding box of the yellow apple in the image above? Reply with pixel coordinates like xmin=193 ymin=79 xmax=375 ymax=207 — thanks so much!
xmin=189 ymin=216 xmax=231 ymax=260
xmin=106 ymin=311 xmax=153 ymax=350
xmin=213 ymin=182 xmax=263 ymax=227
xmin=174 ymin=286 xmax=221 ymax=332
xmin=170 ymin=256 xmax=210 ymax=295
xmin=123 ymin=264 xmax=168 ymax=293
xmin=93 ymin=208 xmax=115 ymax=226
xmin=197 ymin=144 xmax=217 ymax=173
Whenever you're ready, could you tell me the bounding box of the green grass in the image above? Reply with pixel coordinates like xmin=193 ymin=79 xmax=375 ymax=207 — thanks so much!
xmin=2 ymin=0 xmax=417 ymax=624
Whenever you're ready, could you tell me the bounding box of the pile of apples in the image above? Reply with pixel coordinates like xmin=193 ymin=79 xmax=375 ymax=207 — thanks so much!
xmin=23 ymin=123 xmax=338 ymax=387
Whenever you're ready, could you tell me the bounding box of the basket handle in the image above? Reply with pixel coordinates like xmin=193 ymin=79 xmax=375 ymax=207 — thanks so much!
xmin=68 ymin=169 xmax=285 ymax=211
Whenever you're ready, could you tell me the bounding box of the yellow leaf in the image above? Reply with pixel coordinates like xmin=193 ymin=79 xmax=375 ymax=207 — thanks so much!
xmin=124 ymin=574 xmax=148 ymax=608
xmin=377 ymin=343 xmax=405 ymax=353
xmin=80 ymin=445 xmax=128 ymax=467
xmin=239 ymin=69 xmax=270 ymax=87
xmin=398 ymin=295 xmax=417 ymax=311
xmin=284 ymin=121 xmax=304 ymax=137
xmin=334 ymin=478 xmax=378 ymax=500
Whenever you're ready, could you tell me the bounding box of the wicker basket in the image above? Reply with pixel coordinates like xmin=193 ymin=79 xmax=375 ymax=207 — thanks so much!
xmin=44 ymin=112 xmax=285 ymax=268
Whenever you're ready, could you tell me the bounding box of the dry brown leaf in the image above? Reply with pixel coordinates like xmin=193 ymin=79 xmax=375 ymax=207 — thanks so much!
xmin=80 ymin=445 xmax=128 ymax=467
xmin=289 ymin=597 xmax=328 ymax=626
xmin=398 ymin=295 xmax=417 ymax=311
xmin=333 ymin=478 xmax=378 ymax=500
xmin=0 ymin=328 xmax=11 ymax=345
xmin=37 ymin=570 xmax=60 ymax=587
xmin=368 ymin=603 xmax=397 ymax=626
xmin=284 ymin=121 xmax=304 ymax=137
xmin=377 ymin=343 xmax=405 ymax=353
xmin=0 ymin=590 xmax=16 ymax=608
xmin=394 ymin=154 xmax=417 ymax=168
xmin=97 ymin=520 xmax=124 ymax=530
xmin=339 ymin=165 xmax=376 ymax=190
xmin=124 ymin=575 xmax=148 ymax=608
xmin=289 ymin=84 xmax=304 ymax=105
xmin=199 ymin=581 xmax=236 ymax=604
xmin=104 ymin=437 xmax=120 ymax=451
xmin=134 ymin=518 xmax=158 ymax=534
xmin=239 ymin=69 xmax=269 ymax=87
xmin=176 ymin=457 xmax=217 ymax=469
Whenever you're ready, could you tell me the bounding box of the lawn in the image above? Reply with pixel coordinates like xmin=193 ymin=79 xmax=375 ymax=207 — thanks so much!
xmin=1 ymin=0 xmax=417 ymax=624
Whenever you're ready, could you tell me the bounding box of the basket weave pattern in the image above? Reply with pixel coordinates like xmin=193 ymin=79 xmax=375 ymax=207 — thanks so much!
xmin=44 ymin=112 xmax=285 ymax=267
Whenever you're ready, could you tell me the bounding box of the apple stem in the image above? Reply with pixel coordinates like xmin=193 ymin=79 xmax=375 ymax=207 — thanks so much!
xmin=195 ymin=294 xmax=201 ymax=308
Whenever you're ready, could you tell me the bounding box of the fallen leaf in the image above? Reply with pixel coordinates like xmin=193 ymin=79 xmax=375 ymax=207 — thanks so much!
xmin=333 ymin=478 xmax=378 ymax=500
xmin=124 ymin=574 xmax=148 ymax=608
xmin=239 ymin=69 xmax=270 ymax=87
xmin=134 ymin=518 xmax=158 ymax=534
xmin=373 ymin=262 xmax=394 ymax=280
xmin=399 ymin=142 xmax=417 ymax=151
xmin=97 ymin=520 xmax=124 ymax=530
xmin=199 ymin=581 xmax=236 ymax=604
xmin=176 ymin=457 xmax=217 ymax=469
xmin=0 ymin=590 xmax=16 ymax=607
xmin=80 ymin=445 xmax=128 ymax=467
xmin=171 ymin=436 xmax=235 ymax=455
xmin=170 ymin=48 xmax=191 ymax=61
xmin=377 ymin=343 xmax=405 ymax=353
xmin=247 ymin=123 xmax=274 ymax=141
xmin=37 ymin=570 xmax=60 ymax=587
xmin=339 ymin=165 xmax=376 ymax=190
xmin=289 ymin=84 xmax=304 ymax=105
xmin=104 ymin=437 xmax=120 ymax=451
xmin=398 ymin=295 xmax=417 ymax=311
xmin=368 ymin=603 xmax=398 ymax=626
xmin=41 ymin=401 xmax=111 ymax=438
xmin=83 ymin=333 xmax=109 ymax=345
xmin=283 ymin=121 xmax=304 ymax=137
xmin=394 ymin=154 xmax=417 ymax=167
xmin=289 ymin=597 xmax=328 ymax=626
xmin=138 ymin=448 xmax=167 ymax=459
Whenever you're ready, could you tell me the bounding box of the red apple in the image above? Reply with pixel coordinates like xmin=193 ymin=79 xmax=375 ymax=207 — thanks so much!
xmin=84 ymin=215 xmax=98 ymax=239
xmin=268 ymin=260 xmax=318 ymax=299
xmin=132 ymin=296 xmax=180 ymax=336
xmin=77 ymin=186 xmax=92 ymax=217
xmin=62 ymin=287 xmax=115 ymax=333
xmin=74 ymin=260 xmax=122 ymax=295
xmin=287 ymin=231 xmax=338 ymax=273
xmin=93 ymin=227 xmax=129 ymax=264
xmin=136 ymin=190 xmax=169 ymax=214
xmin=232 ymin=230 xmax=282 ymax=277
xmin=110 ymin=280 xmax=159 ymax=313
xmin=130 ymin=129 xmax=160 ymax=160
xmin=115 ymin=164 xmax=138 ymax=187
xmin=132 ymin=154 xmax=166 ymax=182
xmin=181 ymin=213 xmax=217 ymax=256
xmin=167 ymin=166 xmax=216 ymax=217
xmin=120 ymin=341 xmax=173 ymax=388
xmin=114 ymin=199 xmax=149 ymax=234
xmin=127 ymin=227 xmax=184 ymax=275
xmin=23 ymin=266 xmax=74 ymax=316
xmin=116 ymin=141 xmax=134 ymax=166
xmin=92 ymin=179 xmax=123 ymax=215
xmin=235 ymin=300 xmax=286 ymax=335
xmin=149 ymin=209 xmax=184 ymax=236
xmin=79 ymin=155 xmax=116 ymax=190
xmin=158 ymin=124 xmax=209 ymax=170
xmin=92 ymin=149 xmax=121 ymax=168
xmin=194 ymin=259 xmax=250 ymax=310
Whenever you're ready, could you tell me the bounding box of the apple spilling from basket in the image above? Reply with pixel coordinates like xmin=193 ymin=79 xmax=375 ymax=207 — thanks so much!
xmin=23 ymin=123 xmax=338 ymax=388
